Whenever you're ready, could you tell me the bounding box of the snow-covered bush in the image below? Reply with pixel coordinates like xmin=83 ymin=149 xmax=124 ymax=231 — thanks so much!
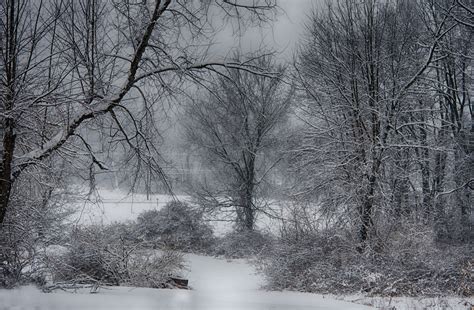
xmin=0 ymin=182 xmax=73 ymax=288
xmin=127 ymin=250 xmax=185 ymax=288
xmin=214 ymin=229 xmax=274 ymax=258
xmin=261 ymin=225 xmax=474 ymax=296
xmin=136 ymin=201 xmax=214 ymax=252
xmin=51 ymin=224 xmax=132 ymax=285
xmin=49 ymin=223 xmax=184 ymax=288
xmin=261 ymin=227 xmax=357 ymax=292
xmin=0 ymin=224 xmax=33 ymax=288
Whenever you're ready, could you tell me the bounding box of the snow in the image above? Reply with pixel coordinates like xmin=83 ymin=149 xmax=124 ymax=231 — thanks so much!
xmin=70 ymin=189 xmax=189 ymax=225
xmin=2 ymin=189 xmax=469 ymax=310
xmin=3 ymin=253 xmax=469 ymax=309
xmin=0 ymin=254 xmax=373 ymax=310
xmin=341 ymin=295 xmax=473 ymax=310
xmin=184 ymin=254 xmax=263 ymax=292
xmin=69 ymin=189 xmax=285 ymax=236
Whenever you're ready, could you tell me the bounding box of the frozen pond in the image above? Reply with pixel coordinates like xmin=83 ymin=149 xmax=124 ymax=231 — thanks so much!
xmin=0 ymin=254 xmax=372 ymax=310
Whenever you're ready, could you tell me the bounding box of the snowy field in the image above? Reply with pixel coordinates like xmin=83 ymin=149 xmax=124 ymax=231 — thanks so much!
xmin=70 ymin=189 xmax=187 ymax=225
xmin=70 ymin=189 xmax=285 ymax=235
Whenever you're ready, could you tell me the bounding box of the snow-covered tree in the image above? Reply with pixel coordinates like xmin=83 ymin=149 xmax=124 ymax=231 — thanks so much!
xmin=186 ymin=56 xmax=292 ymax=230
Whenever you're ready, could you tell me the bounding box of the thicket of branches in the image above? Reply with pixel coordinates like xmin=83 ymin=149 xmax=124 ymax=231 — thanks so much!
xmin=292 ymin=0 xmax=472 ymax=249
xmin=262 ymin=0 xmax=473 ymax=296
xmin=47 ymin=223 xmax=185 ymax=290
xmin=136 ymin=201 xmax=215 ymax=252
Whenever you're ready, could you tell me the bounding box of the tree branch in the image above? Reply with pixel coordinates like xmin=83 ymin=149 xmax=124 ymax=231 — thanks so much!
xmin=13 ymin=0 xmax=171 ymax=178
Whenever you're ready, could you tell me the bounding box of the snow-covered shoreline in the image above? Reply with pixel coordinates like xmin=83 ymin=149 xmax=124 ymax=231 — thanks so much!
xmin=1 ymin=253 xmax=472 ymax=310
xmin=0 ymin=253 xmax=373 ymax=310
xmin=3 ymin=190 xmax=469 ymax=310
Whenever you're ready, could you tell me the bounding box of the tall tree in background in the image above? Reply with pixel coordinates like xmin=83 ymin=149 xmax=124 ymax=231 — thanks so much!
xmin=186 ymin=56 xmax=291 ymax=231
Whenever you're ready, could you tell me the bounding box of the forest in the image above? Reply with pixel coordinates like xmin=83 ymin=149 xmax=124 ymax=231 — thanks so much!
xmin=0 ymin=0 xmax=472 ymax=309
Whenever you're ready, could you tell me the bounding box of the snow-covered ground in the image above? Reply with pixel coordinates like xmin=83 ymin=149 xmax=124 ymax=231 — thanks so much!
xmin=2 ymin=189 xmax=470 ymax=310
xmin=2 ymin=253 xmax=471 ymax=309
xmin=0 ymin=253 xmax=372 ymax=310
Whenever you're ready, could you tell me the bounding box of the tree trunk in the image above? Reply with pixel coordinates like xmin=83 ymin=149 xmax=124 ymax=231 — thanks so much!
xmin=0 ymin=94 xmax=15 ymax=225
xmin=0 ymin=126 xmax=16 ymax=225
xmin=0 ymin=0 xmax=17 ymax=225
xmin=358 ymin=150 xmax=383 ymax=251
xmin=420 ymin=135 xmax=432 ymax=222
xmin=433 ymin=149 xmax=447 ymax=239
xmin=238 ymin=152 xmax=256 ymax=231
xmin=455 ymin=147 xmax=472 ymax=241
xmin=359 ymin=174 xmax=376 ymax=246
xmin=238 ymin=180 xmax=255 ymax=231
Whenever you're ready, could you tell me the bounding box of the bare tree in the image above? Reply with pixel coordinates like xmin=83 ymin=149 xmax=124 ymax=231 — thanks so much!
xmin=186 ymin=56 xmax=291 ymax=231
xmin=417 ymin=0 xmax=474 ymax=240
xmin=293 ymin=0 xmax=459 ymax=251
xmin=259 ymin=0 xmax=473 ymax=295
xmin=0 ymin=0 xmax=279 ymax=287
xmin=450 ymin=0 xmax=474 ymax=28
xmin=0 ymin=0 xmax=278 ymax=227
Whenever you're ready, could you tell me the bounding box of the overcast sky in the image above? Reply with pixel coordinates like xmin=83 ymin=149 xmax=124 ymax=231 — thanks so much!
xmin=160 ymin=1 xmax=319 ymax=152
xmin=211 ymin=0 xmax=317 ymax=60
xmin=270 ymin=0 xmax=317 ymax=57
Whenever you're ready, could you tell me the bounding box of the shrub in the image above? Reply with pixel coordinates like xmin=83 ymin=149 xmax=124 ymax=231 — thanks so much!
xmin=0 ymin=185 xmax=73 ymax=288
xmin=127 ymin=250 xmax=185 ymax=288
xmin=0 ymin=224 xmax=33 ymax=288
xmin=214 ymin=229 xmax=274 ymax=258
xmin=261 ymin=225 xmax=474 ymax=296
xmin=49 ymin=223 xmax=184 ymax=288
xmin=136 ymin=201 xmax=214 ymax=252
xmin=261 ymin=227 xmax=355 ymax=292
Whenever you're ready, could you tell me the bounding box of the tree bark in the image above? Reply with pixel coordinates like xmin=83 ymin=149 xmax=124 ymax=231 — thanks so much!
xmin=0 ymin=0 xmax=18 ymax=225
xmin=0 ymin=126 xmax=16 ymax=225
xmin=239 ymin=155 xmax=256 ymax=231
